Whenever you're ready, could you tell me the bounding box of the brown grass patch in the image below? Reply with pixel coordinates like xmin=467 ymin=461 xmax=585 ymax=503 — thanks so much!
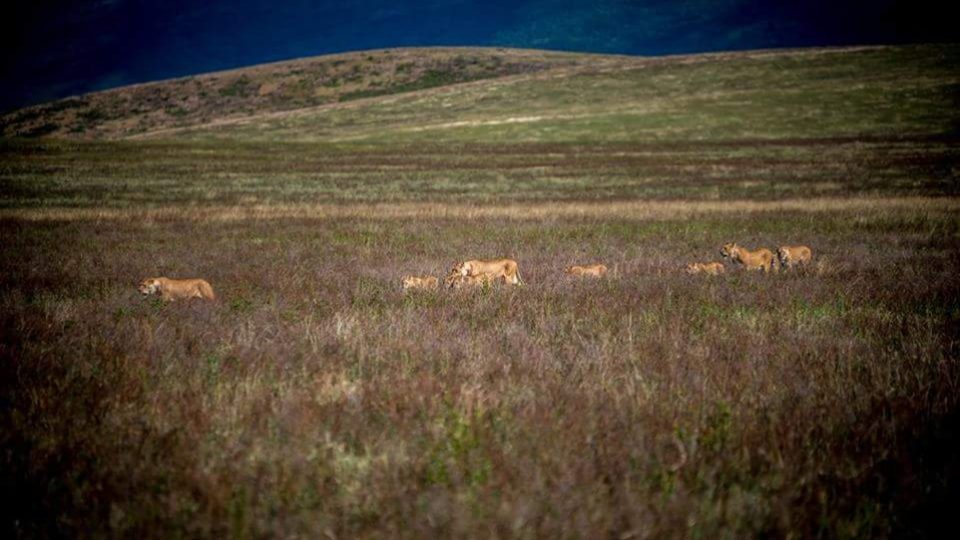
xmin=4 ymin=196 xmax=957 ymax=223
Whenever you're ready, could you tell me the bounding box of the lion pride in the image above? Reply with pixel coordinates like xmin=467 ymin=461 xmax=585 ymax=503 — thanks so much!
xmin=565 ymin=264 xmax=608 ymax=277
xmin=719 ymin=243 xmax=776 ymax=272
xmin=777 ymin=245 xmax=813 ymax=269
xmin=138 ymin=277 xmax=215 ymax=301
xmin=452 ymin=258 xmax=523 ymax=286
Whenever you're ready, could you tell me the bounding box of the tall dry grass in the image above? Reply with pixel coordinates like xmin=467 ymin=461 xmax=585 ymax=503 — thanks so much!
xmin=2 ymin=205 xmax=958 ymax=537
xmin=2 ymin=196 xmax=957 ymax=223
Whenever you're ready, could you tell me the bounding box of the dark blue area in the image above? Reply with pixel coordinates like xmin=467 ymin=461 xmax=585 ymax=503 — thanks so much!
xmin=1 ymin=0 xmax=954 ymax=112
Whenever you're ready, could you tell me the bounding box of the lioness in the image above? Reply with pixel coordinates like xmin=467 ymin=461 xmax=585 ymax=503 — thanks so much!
xmin=453 ymin=258 xmax=523 ymax=286
xmin=720 ymin=243 xmax=776 ymax=272
xmin=445 ymin=272 xmax=502 ymax=289
xmin=565 ymin=264 xmax=608 ymax=277
xmin=685 ymin=262 xmax=725 ymax=275
xmin=402 ymin=275 xmax=439 ymax=290
xmin=777 ymin=245 xmax=813 ymax=269
xmin=138 ymin=277 xmax=215 ymax=301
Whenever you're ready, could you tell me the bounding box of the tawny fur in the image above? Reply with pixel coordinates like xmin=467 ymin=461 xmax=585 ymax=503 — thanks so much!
xmin=401 ymin=275 xmax=439 ymax=290
xmin=565 ymin=264 xmax=608 ymax=277
xmin=720 ymin=243 xmax=777 ymax=272
xmin=685 ymin=262 xmax=725 ymax=276
xmin=445 ymin=271 xmax=502 ymax=289
xmin=777 ymin=245 xmax=813 ymax=269
xmin=138 ymin=277 xmax=215 ymax=301
xmin=452 ymin=258 xmax=523 ymax=285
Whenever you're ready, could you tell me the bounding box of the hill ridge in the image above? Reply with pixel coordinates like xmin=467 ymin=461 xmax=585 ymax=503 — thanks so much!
xmin=2 ymin=43 xmax=954 ymax=144
xmin=3 ymin=44 xmax=901 ymax=141
xmin=0 ymin=47 xmax=605 ymax=140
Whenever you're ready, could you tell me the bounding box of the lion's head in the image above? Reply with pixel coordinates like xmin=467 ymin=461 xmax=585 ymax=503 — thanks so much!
xmin=720 ymin=243 xmax=739 ymax=259
xmin=138 ymin=278 xmax=160 ymax=296
xmin=444 ymin=270 xmax=462 ymax=288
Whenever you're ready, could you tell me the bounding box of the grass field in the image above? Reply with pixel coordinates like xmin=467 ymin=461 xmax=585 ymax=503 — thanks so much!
xmin=2 ymin=44 xmax=960 ymax=538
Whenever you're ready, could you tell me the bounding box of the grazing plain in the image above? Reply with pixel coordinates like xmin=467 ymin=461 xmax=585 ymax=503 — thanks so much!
xmin=2 ymin=44 xmax=960 ymax=538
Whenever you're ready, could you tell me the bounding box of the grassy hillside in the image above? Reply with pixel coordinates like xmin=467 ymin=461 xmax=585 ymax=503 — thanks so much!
xmin=4 ymin=45 xmax=958 ymax=143
xmin=0 ymin=48 xmax=595 ymax=139
xmin=169 ymin=44 xmax=959 ymax=143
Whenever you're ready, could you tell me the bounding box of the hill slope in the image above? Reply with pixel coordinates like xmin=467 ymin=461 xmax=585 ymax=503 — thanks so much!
xmin=0 ymin=48 xmax=599 ymax=139
xmin=2 ymin=44 xmax=958 ymax=143
xmin=168 ymin=44 xmax=959 ymax=143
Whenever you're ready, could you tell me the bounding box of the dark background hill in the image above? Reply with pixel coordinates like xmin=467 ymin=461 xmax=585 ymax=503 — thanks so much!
xmin=3 ymin=44 xmax=956 ymax=143
xmin=3 ymin=0 xmax=955 ymax=113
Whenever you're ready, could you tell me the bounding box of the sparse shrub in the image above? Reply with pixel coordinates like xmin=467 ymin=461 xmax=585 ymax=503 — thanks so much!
xmin=165 ymin=106 xmax=188 ymax=118
xmin=218 ymin=76 xmax=253 ymax=98
xmin=22 ymin=123 xmax=60 ymax=136
xmin=79 ymin=108 xmax=107 ymax=122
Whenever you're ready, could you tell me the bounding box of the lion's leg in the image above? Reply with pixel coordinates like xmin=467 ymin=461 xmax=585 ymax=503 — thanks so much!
xmin=200 ymin=282 xmax=215 ymax=299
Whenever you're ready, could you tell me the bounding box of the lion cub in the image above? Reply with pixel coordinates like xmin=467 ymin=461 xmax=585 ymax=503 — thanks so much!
xmin=684 ymin=262 xmax=725 ymax=275
xmin=565 ymin=264 xmax=608 ymax=277
xmin=777 ymin=245 xmax=813 ymax=269
xmin=139 ymin=277 xmax=215 ymax=301
xmin=402 ymin=275 xmax=439 ymax=290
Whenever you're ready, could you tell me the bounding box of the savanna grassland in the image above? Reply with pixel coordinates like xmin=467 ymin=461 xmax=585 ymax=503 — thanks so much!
xmin=2 ymin=44 xmax=960 ymax=538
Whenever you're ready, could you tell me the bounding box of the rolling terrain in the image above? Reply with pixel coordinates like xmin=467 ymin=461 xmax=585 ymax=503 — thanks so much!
xmin=0 ymin=48 xmax=604 ymax=139
xmin=2 ymin=45 xmax=959 ymax=538
xmin=3 ymin=44 xmax=957 ymax=144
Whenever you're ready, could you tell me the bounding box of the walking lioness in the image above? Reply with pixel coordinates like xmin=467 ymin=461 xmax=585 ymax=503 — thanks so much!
xmin=685 ymin=262 xmax=725 ymax=276
xmin=777 ymin=245 xmax=813 ymax=269
xmin=565 ymin=264 xmax=608 ymax=277
xmin=452 ymin=258 xmax=523 ymax=286
xmin=139 ymin=277 xmax=215 ymax=301
xmin=720 ymin=243 xmax=776 ymax=272
xmin=402 ymin=275 xmax=439 ymax=290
